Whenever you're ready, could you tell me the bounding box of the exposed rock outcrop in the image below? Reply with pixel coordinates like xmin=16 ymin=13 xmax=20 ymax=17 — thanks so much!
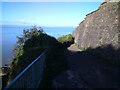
xmin=73 ymin=1 xmax=120 ymax=65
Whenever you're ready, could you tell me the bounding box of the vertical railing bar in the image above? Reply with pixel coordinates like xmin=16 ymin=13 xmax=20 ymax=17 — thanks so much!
xmin=36 ymin=54 xmax=46 ymax=88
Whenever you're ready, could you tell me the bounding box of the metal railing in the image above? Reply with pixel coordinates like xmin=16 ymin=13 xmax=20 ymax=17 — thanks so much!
xmin=5 ymin=51 xmax=46 ymax=89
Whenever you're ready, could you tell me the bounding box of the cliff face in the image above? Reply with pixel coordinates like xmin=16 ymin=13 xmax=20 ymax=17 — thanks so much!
xmin=73 ymin=1 xmax=120 ymax=65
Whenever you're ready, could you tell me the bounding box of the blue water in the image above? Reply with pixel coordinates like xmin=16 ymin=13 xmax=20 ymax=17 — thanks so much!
xmin=2 ymin=25 xmax=75 ymax=66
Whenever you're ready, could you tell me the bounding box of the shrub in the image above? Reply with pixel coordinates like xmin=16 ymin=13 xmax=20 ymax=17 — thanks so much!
xmin=5 ymin=26 xmax=67 ymax=88
xmin=57 ymin=34 xmax=74 ymax=47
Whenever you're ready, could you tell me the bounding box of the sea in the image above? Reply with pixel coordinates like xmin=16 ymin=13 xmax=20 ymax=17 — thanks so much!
xmin=1 ymin=25 xmax=75 ymax=66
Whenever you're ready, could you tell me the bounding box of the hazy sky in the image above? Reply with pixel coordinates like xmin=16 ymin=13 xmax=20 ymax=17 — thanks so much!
xmin=2 ymin=2 xmax=101 ymax=27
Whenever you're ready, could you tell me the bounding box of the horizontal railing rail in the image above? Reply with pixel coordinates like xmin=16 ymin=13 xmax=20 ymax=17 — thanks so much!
xmin=5 ymin=51 xmax=46 ymax=89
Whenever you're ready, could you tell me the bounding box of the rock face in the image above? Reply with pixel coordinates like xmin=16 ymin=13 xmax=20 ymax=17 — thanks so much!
xmin=73 ymin=1 xmax=120 ymax=65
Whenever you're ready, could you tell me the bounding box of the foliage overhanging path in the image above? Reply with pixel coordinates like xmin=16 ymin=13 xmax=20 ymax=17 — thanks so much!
xmin=52 ymin=44 xmax=119 ymax=88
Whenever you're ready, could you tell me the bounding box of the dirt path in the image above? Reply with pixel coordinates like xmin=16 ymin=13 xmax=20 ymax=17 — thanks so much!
xmin=52 ymin=44 xmax=119 ymax=88
xmin=67 ymin=44 xmax=81 ymax=52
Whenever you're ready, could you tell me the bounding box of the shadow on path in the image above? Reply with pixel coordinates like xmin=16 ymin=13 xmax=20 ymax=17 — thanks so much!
xmin=52 ymin=44 xmax=120 ymax=88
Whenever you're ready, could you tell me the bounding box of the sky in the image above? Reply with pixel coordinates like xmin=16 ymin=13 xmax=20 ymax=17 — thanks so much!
xmin=2 ymin=2 xmax=101 ymax=27
xmin=1 ymin=0 xmax=104 ymax=2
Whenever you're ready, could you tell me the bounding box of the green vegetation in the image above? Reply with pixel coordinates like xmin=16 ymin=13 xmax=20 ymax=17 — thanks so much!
xmin=74 ymin=43 xmax=86 ymax=51
xmin=4 ymin=26 xmax=67 ymax=88
xmin=57 ymin=34 xmax=74 ymax=43
xmin=79 ymin=47 xmax=86 ymax=51
xmin=57 ymin=34 xmax=74 ymax=47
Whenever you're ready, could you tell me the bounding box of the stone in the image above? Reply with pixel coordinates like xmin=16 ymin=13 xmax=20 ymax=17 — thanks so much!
xmin=73 ymin=1 xmax=120 ymax=65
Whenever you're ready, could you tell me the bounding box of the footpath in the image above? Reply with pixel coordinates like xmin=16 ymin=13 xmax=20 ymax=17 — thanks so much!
xmin=52 ymin=44 xmax=119 ymax=88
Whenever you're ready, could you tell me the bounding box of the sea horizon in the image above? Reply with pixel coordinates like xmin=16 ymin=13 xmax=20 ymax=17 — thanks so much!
xmin=2 ymin=25 xmax=75 ymax=66
xmin=1 ymin=24 xmax=76 ymax=28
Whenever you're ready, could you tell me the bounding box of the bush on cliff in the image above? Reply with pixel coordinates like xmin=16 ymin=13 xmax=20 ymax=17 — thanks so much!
xmin=5 ymin=26 xmax=67 ymax=88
